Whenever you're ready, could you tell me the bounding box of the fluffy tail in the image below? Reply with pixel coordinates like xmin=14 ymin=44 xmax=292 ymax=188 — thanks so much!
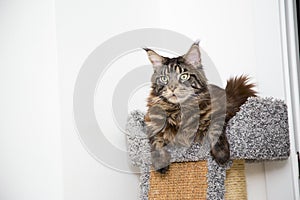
xmin=225 ymin=75 xmax=257 ymax=121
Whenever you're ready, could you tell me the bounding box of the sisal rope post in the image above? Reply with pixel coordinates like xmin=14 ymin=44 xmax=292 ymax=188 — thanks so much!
xmin=148 ymin=160 xmax=247 ymax=200
xmin=225 ymin=160 xmax=247 ymax=200
xmin=149 ymin=161 xmax=208 ymax=200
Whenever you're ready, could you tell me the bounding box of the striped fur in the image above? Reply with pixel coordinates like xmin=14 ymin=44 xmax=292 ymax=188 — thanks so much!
xmin=144 ymin=43 xmax=256 ymax=173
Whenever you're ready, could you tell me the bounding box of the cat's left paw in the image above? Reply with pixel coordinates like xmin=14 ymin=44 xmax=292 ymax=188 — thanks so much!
xmin=211 ymin=138 xmax=230 ymax=165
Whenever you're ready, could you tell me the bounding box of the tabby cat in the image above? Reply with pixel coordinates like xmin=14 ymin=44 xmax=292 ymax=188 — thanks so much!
xmin=144 ymin=42 xmax=256 ymax=173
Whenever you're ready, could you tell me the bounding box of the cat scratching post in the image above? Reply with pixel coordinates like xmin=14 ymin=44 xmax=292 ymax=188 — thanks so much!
xmin=126 ymin=97 xmax=290 ymax=200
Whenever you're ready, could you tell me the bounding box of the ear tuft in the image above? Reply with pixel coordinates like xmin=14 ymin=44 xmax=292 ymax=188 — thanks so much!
xmin=193 ymin=40 xmax=200 ymax=46
xmin=142 ymin=47 xmax=151 ymax=52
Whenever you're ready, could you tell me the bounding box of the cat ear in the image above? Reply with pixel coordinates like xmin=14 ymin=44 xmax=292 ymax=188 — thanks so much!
xmin=183 ymin=42 xmax=201 ymax=68
xmin=143 ymin=48 xmax=165 ymax=70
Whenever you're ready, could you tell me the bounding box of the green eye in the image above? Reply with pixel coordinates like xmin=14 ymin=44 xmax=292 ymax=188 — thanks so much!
xmin=160 ymin=76 xmax=168 ymax=83
xmin=179 ymin=73 xmax=190 ymax=81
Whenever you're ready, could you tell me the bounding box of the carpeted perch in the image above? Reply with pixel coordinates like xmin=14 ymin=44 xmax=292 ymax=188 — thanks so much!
xmin=126 ymin=97 xmax=290 ymax=200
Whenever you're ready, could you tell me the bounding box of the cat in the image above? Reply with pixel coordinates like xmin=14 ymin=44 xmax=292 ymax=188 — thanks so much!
xmin=144 ymin=42 xmax=256 ymax=173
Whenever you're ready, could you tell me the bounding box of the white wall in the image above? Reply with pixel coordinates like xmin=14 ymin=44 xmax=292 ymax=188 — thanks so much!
xmin=55 ymin=0 xmax=155 ymax=199
xmin=0 ymin=0 xmax=298 ymax=200
xmin=57 ymin=0 xmax=296 ymax=199
xmin=0 ymin=1 xmax=63 ymax=200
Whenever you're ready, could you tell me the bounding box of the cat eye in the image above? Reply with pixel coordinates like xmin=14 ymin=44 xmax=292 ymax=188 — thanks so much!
xmin=179 ymin=73 xmax=190 ymax=81
xmin=160 ymin=76 xmax=169 ymax=84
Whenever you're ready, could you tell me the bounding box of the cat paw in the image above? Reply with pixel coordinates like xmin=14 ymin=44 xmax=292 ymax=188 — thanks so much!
xmin=211 ymin=149 xmax=230 ymax=165
xmin=211 ymin=140 xmax=230 ymax=165
xmin=152 ymin=161 xmax=170 ymax=174
xmin=156 ymin=165 xmax=170 ymax=174
xmin=151 ymin=149 xmax=171 ymax=173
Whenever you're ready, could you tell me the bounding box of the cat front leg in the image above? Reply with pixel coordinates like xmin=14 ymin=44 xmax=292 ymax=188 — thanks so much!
xmin=150 ymin=134 xmax=171 ymax=174
xmin=210 ymin=130 xmax=230 ymax=165
xmin=145 ymin=106 xmax=171 ymax=173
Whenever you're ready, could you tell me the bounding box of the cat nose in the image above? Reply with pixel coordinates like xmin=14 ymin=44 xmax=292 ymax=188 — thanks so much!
xmin=169 ymin=85 xmax=177 ymax=92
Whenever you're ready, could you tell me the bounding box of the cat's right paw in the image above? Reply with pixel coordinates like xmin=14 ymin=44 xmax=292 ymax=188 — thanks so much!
xmin=152 ymin=161 xmax=170 ymax=174
xmin=156 ymin=165 xmax=170 ymax=174
xmin=151 ymin=149 xmax=171 ymax=173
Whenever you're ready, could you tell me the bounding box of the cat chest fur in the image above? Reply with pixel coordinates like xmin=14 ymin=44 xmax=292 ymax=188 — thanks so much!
xmin=146 ymin=99 xmax=213 ymax=146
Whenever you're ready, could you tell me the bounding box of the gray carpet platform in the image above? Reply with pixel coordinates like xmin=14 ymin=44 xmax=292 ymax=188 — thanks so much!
xmin=126 ymin=97 xmax=290 ymax=200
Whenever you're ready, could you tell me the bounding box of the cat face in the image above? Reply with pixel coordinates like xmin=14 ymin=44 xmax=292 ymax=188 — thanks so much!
xmin=152 ymin=60 xmax=199 ymax=104
xmin=145 ymin=43 xmax=208 ymax=104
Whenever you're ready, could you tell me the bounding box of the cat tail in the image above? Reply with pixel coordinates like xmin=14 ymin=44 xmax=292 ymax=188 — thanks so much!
xmin=225 ymin=75 xmax=257 ymax=122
